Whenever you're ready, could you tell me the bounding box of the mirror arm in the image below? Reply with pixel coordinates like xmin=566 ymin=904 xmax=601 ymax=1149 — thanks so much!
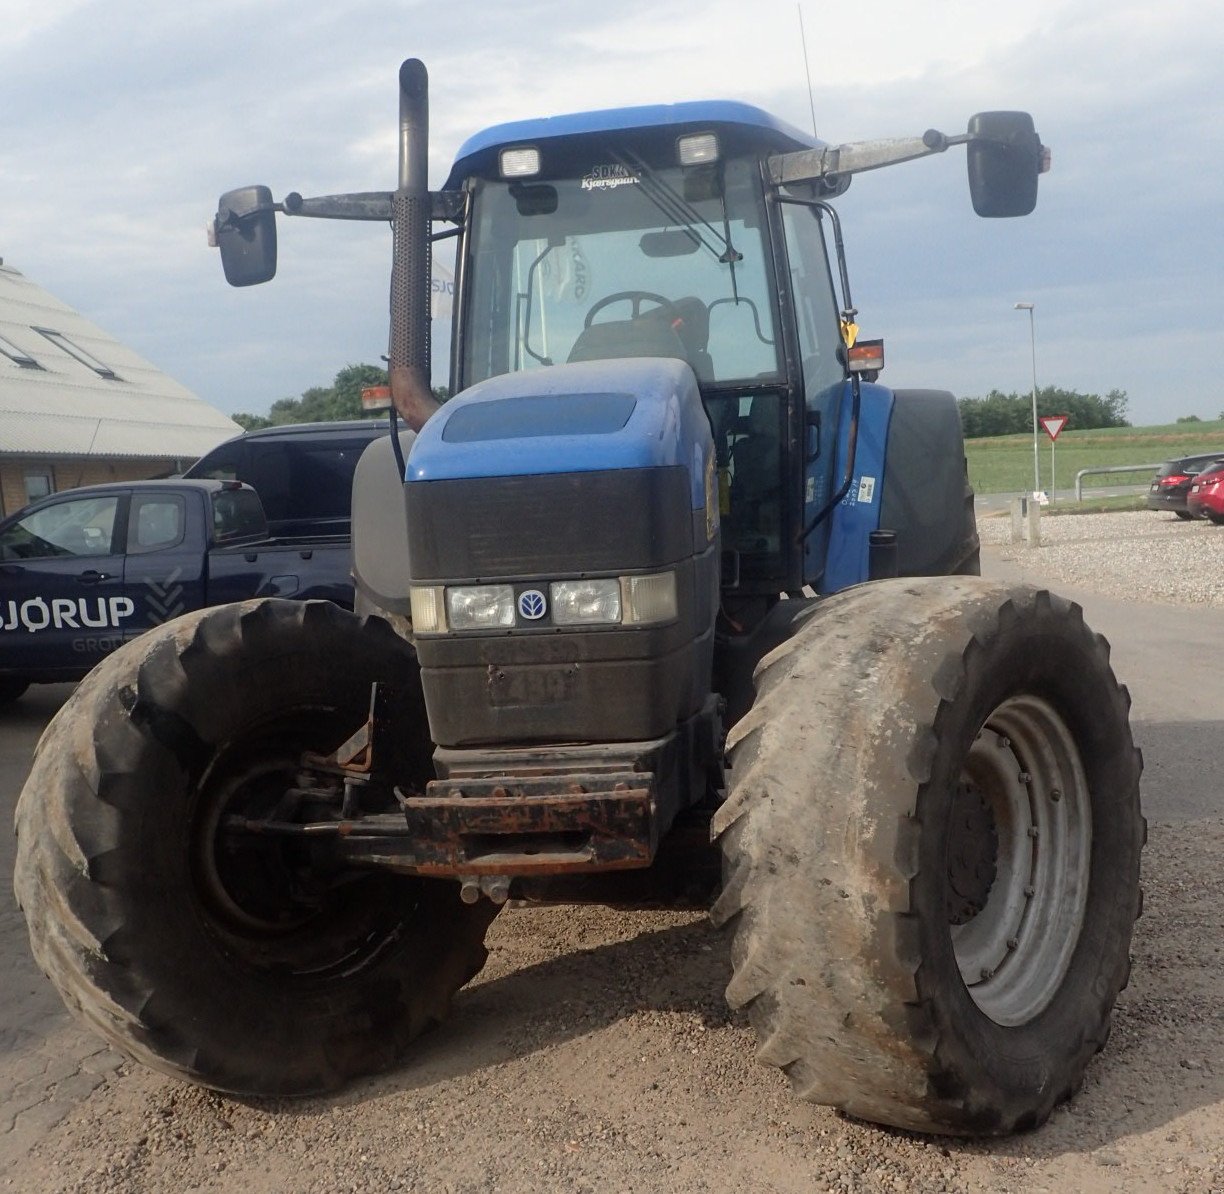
xmin=275 ymin=189 xmax=466 ymax=223
xmin=769 ymin=130 xmax=973 ymax=188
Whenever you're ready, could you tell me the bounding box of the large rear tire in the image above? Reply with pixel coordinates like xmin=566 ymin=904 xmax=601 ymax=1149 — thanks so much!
xmin=712 ymin=577 xmax=1143 ymax=1135
xmin=14 ymin=599 xmax=496 ymax=1096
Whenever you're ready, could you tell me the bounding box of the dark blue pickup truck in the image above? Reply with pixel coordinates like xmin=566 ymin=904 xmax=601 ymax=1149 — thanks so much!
xmin=0 ymin=479 xmax=352 ymax=704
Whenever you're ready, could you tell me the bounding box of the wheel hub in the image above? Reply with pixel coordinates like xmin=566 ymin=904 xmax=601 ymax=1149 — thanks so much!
xmin=948 ymin=696 xmax=1092 ymax=1027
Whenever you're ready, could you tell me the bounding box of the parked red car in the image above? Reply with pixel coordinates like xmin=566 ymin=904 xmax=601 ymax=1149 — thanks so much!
xmin=1186 ymin=462 xmax=1224 ymax=523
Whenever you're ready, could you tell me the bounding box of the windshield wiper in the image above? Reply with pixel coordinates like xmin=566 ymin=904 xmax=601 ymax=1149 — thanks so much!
xmin=612 ymin=149 xmax=744 ymax=299
xmin=612 ymin=150 xmax=741 ymax=263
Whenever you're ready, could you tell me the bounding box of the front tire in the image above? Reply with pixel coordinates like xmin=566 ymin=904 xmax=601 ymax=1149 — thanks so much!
xmin=14 ymin=599 xmax=496 ymax=1096
xmin=712 ymin=577 xmax=1144 ymax=1135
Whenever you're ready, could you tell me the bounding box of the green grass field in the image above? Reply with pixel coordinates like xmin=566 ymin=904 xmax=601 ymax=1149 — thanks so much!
xmin=965 ymin=419 xmax=1224 ymax=495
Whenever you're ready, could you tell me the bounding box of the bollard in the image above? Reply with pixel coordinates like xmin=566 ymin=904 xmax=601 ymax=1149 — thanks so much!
xmin=1025 ymin=497 xmax=1041 ymax=547
xmin=1010 ymin=497 xmax=1041 ymax=547
xmin=1010 ymin=498 xmax=1025 ymax=543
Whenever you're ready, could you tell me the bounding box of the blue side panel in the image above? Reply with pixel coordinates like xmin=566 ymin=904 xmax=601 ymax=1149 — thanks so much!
xmin=819 ymin=383 xmax=895 ymax=594
xmin=802 ymin=379 xmax=850 ymax=585
xmin=406 ymin=357 xmax=712 ymax=512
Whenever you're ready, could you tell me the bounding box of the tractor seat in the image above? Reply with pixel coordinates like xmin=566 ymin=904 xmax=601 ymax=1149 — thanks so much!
xmin=668 ymin=296 xmax=714 ymax=381
xmin=567 ymin=316 xmax=685 ymax=365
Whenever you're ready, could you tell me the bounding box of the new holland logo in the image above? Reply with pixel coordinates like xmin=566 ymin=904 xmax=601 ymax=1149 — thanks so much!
xmin=518 ymin=589 xmax=547 ymax=620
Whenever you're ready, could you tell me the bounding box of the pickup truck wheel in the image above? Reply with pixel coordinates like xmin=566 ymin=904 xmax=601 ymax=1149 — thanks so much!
xmin=711 ymin=577 xmax=1144 ymax=1135
xmin=14 ymin=598 xmax=496 ymax=1096
xmin=0 ymin=677 xmax=29 ymax=706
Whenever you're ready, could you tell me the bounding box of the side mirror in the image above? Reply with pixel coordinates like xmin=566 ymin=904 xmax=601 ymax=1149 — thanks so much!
xmin=966 ymin=112 xmax=1043 ymax=218
xmin=213 ymin=186 xmax=278 ymax=286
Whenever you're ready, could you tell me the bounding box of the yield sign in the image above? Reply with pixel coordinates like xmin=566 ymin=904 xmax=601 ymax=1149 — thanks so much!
xmin=1040 ymin=414 xmax=1069 ymax=441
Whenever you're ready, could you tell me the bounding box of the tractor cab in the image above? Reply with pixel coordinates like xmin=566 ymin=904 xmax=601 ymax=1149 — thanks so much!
xmin=447 ymin=104 xmax=847 ymax=599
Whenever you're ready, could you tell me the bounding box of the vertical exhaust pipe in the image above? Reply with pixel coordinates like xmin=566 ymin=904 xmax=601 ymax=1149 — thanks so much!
xmin=389 ymin=58 xmax=440 ymax=432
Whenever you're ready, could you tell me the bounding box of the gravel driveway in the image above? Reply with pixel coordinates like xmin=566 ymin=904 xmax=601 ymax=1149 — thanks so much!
xmin=979 ymin=508 xmax=1224 ymax=605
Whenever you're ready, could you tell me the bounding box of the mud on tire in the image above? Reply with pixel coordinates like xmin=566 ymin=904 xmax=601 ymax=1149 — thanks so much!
xmin=712 ymin=577 xmax=1144 ymax=1135
xmin=13 ymin=599 xmax=496 ymax=1096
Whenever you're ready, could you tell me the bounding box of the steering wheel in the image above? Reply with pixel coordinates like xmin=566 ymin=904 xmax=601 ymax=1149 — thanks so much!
xmin=584 ymin=290 xmax=673 ymax=328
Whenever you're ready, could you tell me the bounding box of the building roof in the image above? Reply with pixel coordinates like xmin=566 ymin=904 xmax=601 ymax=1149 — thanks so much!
xmin=0 ymin=260 xmax=240 ymax=460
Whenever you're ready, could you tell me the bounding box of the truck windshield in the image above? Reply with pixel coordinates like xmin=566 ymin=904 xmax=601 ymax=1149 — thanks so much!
xmin=462 ymin=156 xmax=781 ymax=388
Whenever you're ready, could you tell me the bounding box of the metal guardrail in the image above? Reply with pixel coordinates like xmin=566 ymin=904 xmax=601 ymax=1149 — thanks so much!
xmin=1075 ymin=463 xmax=1162 ymax=501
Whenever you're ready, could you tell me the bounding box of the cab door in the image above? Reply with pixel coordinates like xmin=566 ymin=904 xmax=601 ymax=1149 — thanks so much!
xmin=0 ymin=490 xmax=129 ymax=678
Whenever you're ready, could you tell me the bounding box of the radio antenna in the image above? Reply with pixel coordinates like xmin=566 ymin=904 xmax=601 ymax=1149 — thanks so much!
xmin=798 ymin=4 xmax=818 ymax=140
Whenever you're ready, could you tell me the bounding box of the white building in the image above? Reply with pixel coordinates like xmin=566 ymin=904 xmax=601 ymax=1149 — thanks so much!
xmin=0 ymin=258 xmax=240 ymax=518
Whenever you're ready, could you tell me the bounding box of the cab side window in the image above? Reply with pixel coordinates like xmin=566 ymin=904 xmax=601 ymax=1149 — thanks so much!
xmin=0 ymin=495 xmax=120 ymax=561
xmin=779 ymin=202 xmax=845 ymax=403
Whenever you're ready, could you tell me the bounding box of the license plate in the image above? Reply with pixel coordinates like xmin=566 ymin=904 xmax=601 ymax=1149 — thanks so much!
xmin=488 ymin=665 xmax=579 ymax=707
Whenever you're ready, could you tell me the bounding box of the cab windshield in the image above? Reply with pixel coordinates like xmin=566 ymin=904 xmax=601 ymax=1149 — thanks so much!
xmin=462 ymin=156 xmax=781 ymax=388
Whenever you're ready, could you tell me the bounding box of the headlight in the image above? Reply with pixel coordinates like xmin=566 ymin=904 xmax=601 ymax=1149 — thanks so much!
xmin=621 ymin=571 xmax=677 ymax=625
xmin=446 ymin=584 xmax=516 ymax=630
xmin=550 ymin=578 xmax=621 ymax=625
xmin=409 ymin=585 xmax=447 ymax=633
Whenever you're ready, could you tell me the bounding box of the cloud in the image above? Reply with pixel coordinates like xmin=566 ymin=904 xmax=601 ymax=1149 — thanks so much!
xmin=1 ymin=0 xmax=1223 ymax=422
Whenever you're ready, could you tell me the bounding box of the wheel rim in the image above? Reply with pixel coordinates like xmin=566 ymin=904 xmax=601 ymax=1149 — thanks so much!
xmin=948 ymin=695 xmax=1092 ymax=1026
xmin=189 ymin=719 xmax=417 ymax=980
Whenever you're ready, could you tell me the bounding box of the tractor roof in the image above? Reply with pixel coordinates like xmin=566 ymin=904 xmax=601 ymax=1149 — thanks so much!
xmin=445 ymin=101 xmax=821 ymax=188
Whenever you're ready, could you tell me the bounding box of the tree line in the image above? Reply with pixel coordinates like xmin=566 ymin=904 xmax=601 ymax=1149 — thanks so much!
xmin=232 ymin=370 xmax=1129 ymax=441
xmin=232 ymin=364 xmax=449 ymax=431
xmin=957 ymin=387 xmax=1130 ymax=438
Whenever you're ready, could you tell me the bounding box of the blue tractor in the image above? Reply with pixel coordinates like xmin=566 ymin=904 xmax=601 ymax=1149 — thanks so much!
xmin=16 ymin=61 xmax=1143 ymax=1136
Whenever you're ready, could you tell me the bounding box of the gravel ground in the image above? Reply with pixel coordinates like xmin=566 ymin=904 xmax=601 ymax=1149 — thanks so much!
xmin=8 ymin=821 xmax=1224 ymax=1194
xmin=979 ymin=509 xmax=1224 ymax=605
xmin=2 ymin=508 xmax=1222 ymax=1192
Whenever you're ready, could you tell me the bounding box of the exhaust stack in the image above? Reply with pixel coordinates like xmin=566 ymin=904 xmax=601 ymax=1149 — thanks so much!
xmin=389 ymin=58 xmax=439 ymax=431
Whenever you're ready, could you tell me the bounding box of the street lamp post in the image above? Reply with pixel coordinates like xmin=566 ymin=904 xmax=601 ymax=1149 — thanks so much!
xmin=1014 ymin=302 xmax=1040 ymax=497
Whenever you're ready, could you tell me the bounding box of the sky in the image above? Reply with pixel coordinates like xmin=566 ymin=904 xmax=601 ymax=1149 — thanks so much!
xmin=2 ymin=0 xmax=1222 ymax=426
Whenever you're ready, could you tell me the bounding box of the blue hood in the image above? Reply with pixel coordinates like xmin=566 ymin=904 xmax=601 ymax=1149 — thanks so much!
xmin=406 ymin=358 xmax=712 ymax=512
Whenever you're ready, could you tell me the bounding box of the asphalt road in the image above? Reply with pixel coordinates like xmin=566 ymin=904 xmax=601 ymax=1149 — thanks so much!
xmin=973 ymin=482 xmax=1150 ymax=514
xmin=1 ymin=563 xmax=1220 ymax=1171
xmin=985 ymin=548 xmax=1223 ymax=824
xmin=0 ymin=684 xmax=124 ymax=1169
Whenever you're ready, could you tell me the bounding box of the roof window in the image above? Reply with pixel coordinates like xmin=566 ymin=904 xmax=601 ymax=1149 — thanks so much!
xmin=0 ymin=332 xmax=42 ymax=369
xmin=34 ymin=327 xmax=119 ymax=379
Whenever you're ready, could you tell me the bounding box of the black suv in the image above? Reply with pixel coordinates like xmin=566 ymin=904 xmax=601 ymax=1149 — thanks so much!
xmin=185 ymin=420 xmax=389 ymax=538
xmin=1147 ymin=452 xmax=1224 ymax=518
